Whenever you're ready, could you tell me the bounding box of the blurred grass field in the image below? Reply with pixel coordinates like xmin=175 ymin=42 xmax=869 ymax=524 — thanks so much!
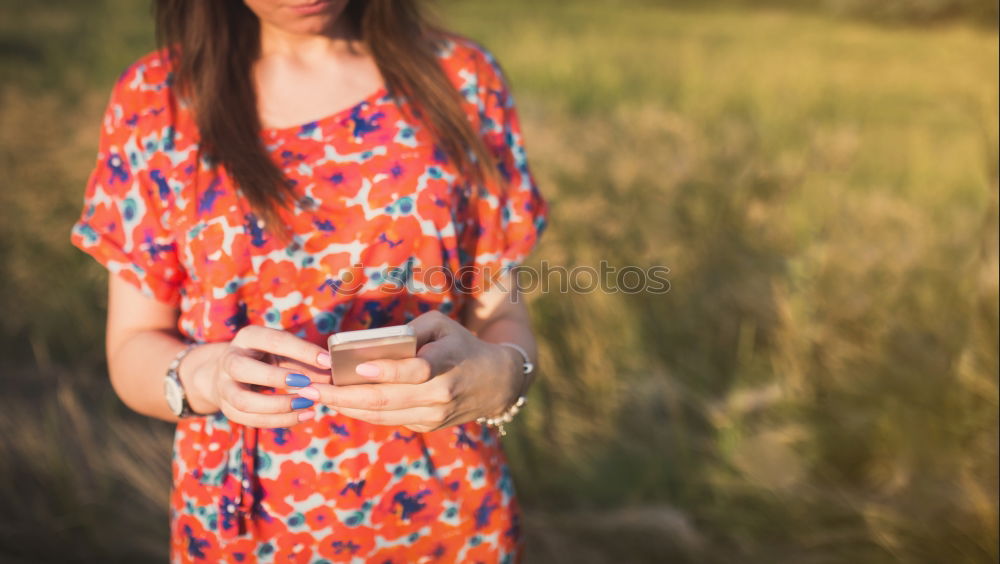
xmin=1 ymin=0 xmax=997 ymax=562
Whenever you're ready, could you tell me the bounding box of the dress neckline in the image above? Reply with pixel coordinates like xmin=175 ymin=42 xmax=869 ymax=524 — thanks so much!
xmin=259 ymin=84 xmax=390 ymax=139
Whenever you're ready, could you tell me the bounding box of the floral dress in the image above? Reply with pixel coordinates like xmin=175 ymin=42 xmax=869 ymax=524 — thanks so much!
xmin=70 ymin=36 xmax=547 ymax=563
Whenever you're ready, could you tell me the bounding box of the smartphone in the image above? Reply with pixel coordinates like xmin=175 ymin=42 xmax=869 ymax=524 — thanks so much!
xmin=327 ymin=325 xmax=417 ymax=385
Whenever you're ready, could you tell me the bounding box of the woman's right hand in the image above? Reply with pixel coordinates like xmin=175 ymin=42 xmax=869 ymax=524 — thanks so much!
xmin=184 ymin=326 xmax=332 ymax=428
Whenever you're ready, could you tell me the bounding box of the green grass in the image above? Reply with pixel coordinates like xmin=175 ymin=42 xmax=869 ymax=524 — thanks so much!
xmin=1 ymin=0 xmax=997 ymax=562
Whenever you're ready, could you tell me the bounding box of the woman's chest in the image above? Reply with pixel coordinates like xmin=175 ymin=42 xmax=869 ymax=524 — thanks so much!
xmin=166 ymin=103 xmax=474 ymax=310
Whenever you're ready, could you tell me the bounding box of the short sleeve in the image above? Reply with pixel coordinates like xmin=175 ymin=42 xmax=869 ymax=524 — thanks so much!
xmin=70 ymin=71 xmax=184 ymax=306
xmin=466 ymin=46 xmax=549 ymax=294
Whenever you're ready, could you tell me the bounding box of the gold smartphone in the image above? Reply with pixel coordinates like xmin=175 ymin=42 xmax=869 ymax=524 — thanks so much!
xmin=327 ymin=325 xmax=417 ymax=385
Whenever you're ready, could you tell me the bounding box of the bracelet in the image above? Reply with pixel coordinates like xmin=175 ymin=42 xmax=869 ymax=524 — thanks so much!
xmin=497 ymin=342 xmax=534 ymax=378
xmin=476 ymin=342 xmax=533 ymax=437
xmin=477 ymin=396 xmax=526 ymax=437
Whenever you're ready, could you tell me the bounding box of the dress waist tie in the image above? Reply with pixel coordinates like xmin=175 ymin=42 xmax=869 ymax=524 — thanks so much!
xmin=218 ymin=422 xmax=260 ymax=540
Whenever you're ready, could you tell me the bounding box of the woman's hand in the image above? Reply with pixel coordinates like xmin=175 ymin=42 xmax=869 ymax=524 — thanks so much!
xmin=296 ymin=311 xmax=527 ymax=432
xmin=185 ymin=326 xmax=332 ymax=428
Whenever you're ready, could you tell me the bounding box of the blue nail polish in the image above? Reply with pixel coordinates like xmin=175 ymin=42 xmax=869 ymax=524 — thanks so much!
xmin=285 ymin=373 xmax=311 ymax=388
xmin=291 ymin=397 xmax=314 ymax=410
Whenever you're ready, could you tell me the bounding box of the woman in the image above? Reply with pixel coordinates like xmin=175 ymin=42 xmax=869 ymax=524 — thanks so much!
xmin=70 ymin=0 xmax=547 ymax=561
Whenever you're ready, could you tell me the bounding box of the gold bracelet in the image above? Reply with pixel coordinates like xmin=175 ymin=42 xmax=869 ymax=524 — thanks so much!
xmin=477 ymin=342 xmax=533 ymax=437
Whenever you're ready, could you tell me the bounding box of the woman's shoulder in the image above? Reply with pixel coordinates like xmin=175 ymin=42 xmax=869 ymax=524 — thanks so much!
xmin=436 ymin=33 xmax=500 ymax=68
xmin=436 ymin=34 xmax=509 ymax=84
xmin=433 ymin=34 xmax=512 ymax=111
xmin=104 ymin=48 xmax=179 ymax=133
xmin=117 ymin=48 xmax=175 ymax=90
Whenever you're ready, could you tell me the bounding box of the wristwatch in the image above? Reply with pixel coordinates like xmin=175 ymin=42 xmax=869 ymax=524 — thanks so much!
xmin=164 ymin=343 xmax=199 ymax=418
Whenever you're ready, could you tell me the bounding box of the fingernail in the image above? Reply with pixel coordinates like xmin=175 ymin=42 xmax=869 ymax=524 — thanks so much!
xmin=297 ymin=386 xmax=320 ymax=401
xmin=317 ymin=352 xmax=331 ymax=368
xmin=356 ymin=363 xmax=381 ymax=378
xmin=298 ymin=411 xmax=315 ymax=422
xmin=291 ymin=397 xmax=315 ymax=410
xmin=285 ymin=373 xmax=311 ymax=387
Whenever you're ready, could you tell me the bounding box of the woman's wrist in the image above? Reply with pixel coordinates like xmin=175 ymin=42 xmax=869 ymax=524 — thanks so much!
xmin=489 ymin=341 xmax=532 ymax=412
xmin=178 ymin=342 xmax=226 ymax=415
xmin=476 ymin=342 xmax=533 ymax=435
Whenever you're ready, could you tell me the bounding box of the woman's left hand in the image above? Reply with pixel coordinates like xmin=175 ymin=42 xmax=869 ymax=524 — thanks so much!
xmin=295 ymin=310 xmax=526 ymax=432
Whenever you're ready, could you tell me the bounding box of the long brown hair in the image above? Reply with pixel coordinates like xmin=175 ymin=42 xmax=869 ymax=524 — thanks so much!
xmin=154 ymin=0 xmax=495 ymax=237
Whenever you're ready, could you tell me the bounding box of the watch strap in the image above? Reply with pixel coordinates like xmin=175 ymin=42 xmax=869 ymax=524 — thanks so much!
xmin=166 ymin=342 xmax=199 ymax=417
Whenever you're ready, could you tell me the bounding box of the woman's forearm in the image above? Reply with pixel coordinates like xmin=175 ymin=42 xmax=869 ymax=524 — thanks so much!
xmin=106 ymin=329 xmax=223 ymax=422
xmin=462 ymin=272 xmax=540 ymax=393
xmin=107 ymin=329 xmax=188 ymax=422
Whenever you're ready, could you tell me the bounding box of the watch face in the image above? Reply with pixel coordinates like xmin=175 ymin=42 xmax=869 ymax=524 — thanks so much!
xmin=164 ymin=377 xmax=184 ymax=416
